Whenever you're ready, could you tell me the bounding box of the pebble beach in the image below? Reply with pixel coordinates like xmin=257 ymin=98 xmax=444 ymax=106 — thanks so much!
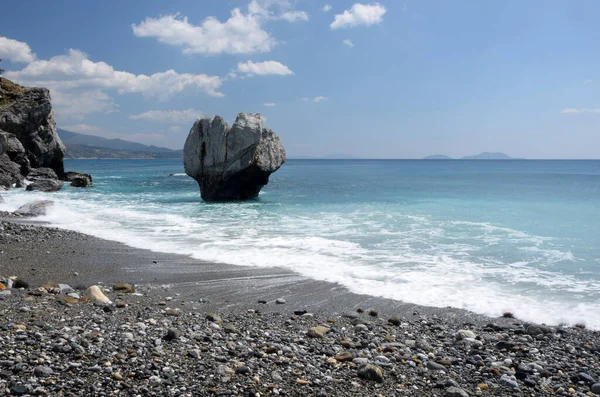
xmin=2 ymin=219 xmax=600 ymax=396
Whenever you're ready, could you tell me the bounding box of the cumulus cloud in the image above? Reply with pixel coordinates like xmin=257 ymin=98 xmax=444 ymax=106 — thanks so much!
xmin=132 ymin=1 xmax=308 ymax=55
xmin=5 ymin=49 xmax=224 ymax=99
xmin=132 ymin=11 xmax=274 ymax=55
xmin=323 ymin=4 xmax=332 ymax=12
xmin=313 ymin=96 xmax=328 ymax=102
xmin=560 ymin=108 xmax=600 ymax=114
xmin=330 ymin=3 xmax=387 ymax=29
xmin=263 ymin=102 xmax=276 ymax=107
xmin=249 ymin=0 xmax=309 ymax=22
xmin=237 ymin=60 xmax=293 ymax=76
xmin=0 ymin=36 xmax=36 ymax=63
xmin=52 ymin=89 xmax=118 ymax=121
xmin=61 ymin=123 xmax=107 ymax=136
xmin=130 ymin=109 xmax=202 ymax=123
xmin=343 ymin=39 xmax=355 ymax=48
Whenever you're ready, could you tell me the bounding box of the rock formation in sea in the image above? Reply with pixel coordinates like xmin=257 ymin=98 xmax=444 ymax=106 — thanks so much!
xmin=183 ymin=113 xmax=286 ymax=201
xmin=0 ymin=77 xmax=90 ymax=190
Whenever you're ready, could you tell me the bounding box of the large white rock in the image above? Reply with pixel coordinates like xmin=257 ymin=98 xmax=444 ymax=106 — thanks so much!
xmin=85 ymin=285 xmax=112 ymax=305
xmin=183 ymin=113 xmax=286 ymax=201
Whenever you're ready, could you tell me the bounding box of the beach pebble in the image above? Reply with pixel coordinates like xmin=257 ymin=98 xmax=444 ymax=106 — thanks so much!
xmin=275 ymin=298 xmax=286 ymax=304
xmin=85 ymin=285 xmax=111 ymax=304
xmin=455 ymin=329 xmax=476 ymax=340
xmin=357 ymin=364 xmax=384 ymax=383
xmin=444 ymin=386 xmax=469 ymax=397
xmin=307 ymin=326 xmax=330 ymax=338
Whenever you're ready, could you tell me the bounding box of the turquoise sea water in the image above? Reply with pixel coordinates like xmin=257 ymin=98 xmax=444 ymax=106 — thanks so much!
xmin=2 ymin=159 xmax=600 ymax=327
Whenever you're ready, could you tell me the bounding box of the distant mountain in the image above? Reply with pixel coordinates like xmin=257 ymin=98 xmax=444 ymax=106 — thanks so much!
xmin=423 ymin=154 xmax=453 ymax=160
xmin=461 ymin=152 xmax=514 ymax=160
xmin=58 ymin=129 xmax=182 ymax=159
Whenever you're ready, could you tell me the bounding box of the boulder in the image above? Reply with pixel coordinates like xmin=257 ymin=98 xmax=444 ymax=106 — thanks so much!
xmin=62 ymin=171 xmax=93 ymax=186
xmin=62 ymin=171 xmax=93 ymax=187
xmin=26 ymin=179 xmax=63 ymax=192
xmin=183 ymin=113 xmax=285 ymax=201
xmin=0 ymin=78 xmax=65 ymax=176
xmin=14 ymin=200 xmax=54 ymax=216
xmin=0 ymin=129 xmax=30 ymax=176
xmin=0 ymin=153 xmax=23 ymax=188
xmin=27 ymin=167 xmax=58 ymax=181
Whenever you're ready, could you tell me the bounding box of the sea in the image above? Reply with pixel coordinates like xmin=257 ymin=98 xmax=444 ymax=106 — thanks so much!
xmin=1 ymin=159 xmax=600 ymax=328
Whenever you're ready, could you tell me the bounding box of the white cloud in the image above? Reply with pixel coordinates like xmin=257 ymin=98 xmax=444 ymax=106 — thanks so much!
xmin=560 ymin=108 xmax=600 ymax=114
xmin=323 ymin=4 xmax=332 ymax=12
xmin=168 ymin=125 xmax=182 ymax=133
xmin=249 ymin=0 xmax=309 ymax=22
xmin=130 ymin=109 xmax=202 ymax=123
xmin=313 ymin=96 xmax=328 ymax=102
xmin=0 ymin=36 xmax=36 ymax=63
xmin=330 ymin=3 xmax=387 ymax=29
xmin=132 ymin=2 xmax=308 ymax=56
xmin=52 ymin=89 xmax=118 ymax=121
xmin=343 ymin=39 xmax=355 ymax=48
xmin=132 ymin=11 xmax=274 ymax=55
xmin=279 ymin=10 xmax=309 ymax=22
xmin=263 ymin=102 xmax=276 ymax=107
xmin=5 ymin=49 xmax=224 ymax=99
xmin=237 ymin=60 xmax=293 ymax=76
xmin=62 ymin=123 xmax=107 ymax=136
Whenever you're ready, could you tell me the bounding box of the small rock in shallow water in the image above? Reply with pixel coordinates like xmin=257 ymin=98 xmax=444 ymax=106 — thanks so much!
xmin=275 ymin=298 xmax=286 ymax=304
xmin=357 ymin=364 xmax=384 ymax=383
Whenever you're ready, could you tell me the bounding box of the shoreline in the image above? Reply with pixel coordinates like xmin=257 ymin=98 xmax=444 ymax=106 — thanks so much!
xmin=2 ymin=219 xmax=600 ymax=396
xmin=0 ymin=217 xmax=504 ymax=324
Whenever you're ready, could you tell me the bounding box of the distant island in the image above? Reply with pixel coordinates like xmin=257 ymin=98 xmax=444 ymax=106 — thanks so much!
xmin=59 ymin=129 xmax=182 ymax=159
xmin=423 ymin=152 xmax=518 ymax=160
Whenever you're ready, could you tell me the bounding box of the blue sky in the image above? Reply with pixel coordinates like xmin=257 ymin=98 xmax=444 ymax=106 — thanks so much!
xmin=1 ymin=0 xmax=599 ymax=159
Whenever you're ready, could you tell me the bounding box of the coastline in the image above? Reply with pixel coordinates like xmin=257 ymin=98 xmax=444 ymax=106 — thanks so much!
xmin=0 ymin=217 xmax=502 ymax=324
xmin=2 ymin=219 xmax=600 ymax=396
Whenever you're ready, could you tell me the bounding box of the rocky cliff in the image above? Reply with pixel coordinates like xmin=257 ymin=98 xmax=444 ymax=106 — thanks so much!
xmin=184 ymin=113 xmax=285 ymax=201
xmin=0 ymin=78 xmax=66 ymax=189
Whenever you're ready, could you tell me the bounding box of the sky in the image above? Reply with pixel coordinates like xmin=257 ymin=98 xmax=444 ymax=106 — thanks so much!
xmin=1 ymin=0 xmax=599 ymax=159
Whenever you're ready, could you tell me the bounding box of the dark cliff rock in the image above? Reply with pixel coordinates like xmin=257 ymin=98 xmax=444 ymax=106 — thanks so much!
xmin=63 ymin=171 xmax=92 ymax=187
xmin=0 ymin=78 xmax=65 ymax=176
xmin=183 ymin=113 xmax=286 ymax=202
